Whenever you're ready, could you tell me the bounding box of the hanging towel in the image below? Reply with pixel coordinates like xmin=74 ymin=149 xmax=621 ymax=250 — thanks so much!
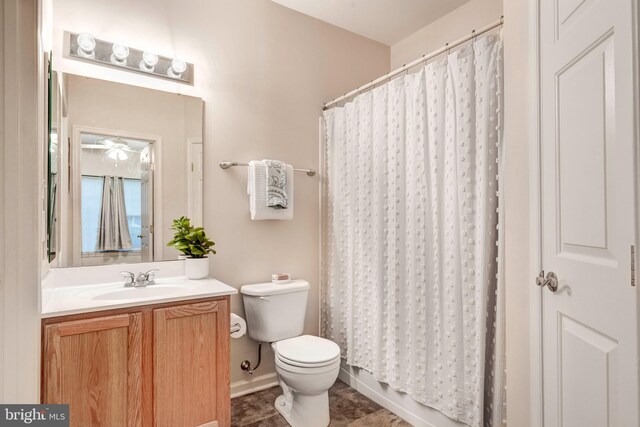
xmin=264 ymin=159 xmax=288 ymax=209
xmin=247 ymin=161 xmax=294 ymax=220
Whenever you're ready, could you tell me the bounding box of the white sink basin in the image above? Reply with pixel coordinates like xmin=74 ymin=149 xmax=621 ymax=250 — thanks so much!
xmin=41 ymin=275 xmax=238 ymax=318
xmin=89 ymin=286 xmax=186 ymax=301
xmin=74 ymin=283 xmax=192 ymax=302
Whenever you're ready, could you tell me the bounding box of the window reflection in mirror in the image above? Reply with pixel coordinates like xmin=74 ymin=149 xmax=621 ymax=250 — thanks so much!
xmin=80 ymin=135 xmax=152 ymax=265
xmin=47 ymin=72 xmax=203 ymax=268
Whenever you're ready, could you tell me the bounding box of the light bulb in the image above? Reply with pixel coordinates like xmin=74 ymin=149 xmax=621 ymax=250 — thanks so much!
xmin=167 ymin=59 xmax=187 ymax=78
xmin=110 ymin=44 xmax=129 ymax=66
xmin=139 ymin=51 xmax=158 ymax=72
xmin=76 ymin=33 xmax=96 ymax=59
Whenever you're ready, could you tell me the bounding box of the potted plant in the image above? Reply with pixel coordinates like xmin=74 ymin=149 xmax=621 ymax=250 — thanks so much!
xmin=167 ymin=216 xmax=216 ymax=279
xmin=168 ymin=216 xmax=192 ymax=260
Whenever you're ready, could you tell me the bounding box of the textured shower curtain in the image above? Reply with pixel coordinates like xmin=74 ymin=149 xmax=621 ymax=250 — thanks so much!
xmin=321 ymin=34 xmax=504 ymax=427
xmin=96 ymin=176 xmax=133 ymax=251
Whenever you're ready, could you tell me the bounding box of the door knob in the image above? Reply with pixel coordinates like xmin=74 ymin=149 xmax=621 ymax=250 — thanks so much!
xmin=536 ymin=270 xmax=558 ymax=292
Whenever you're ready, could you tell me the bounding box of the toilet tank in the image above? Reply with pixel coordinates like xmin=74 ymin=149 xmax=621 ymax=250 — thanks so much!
xmin=240 ymin=280 xmax=309 ymax=343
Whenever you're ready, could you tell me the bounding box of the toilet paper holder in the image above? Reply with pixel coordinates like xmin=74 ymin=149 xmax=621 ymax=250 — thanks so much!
xmin=230 ymin=313 xmax=247 ymax=338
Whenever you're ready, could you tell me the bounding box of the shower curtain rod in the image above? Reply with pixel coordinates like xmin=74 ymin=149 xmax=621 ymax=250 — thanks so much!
xmin=322 ymin=16 xmax=504 ymax=110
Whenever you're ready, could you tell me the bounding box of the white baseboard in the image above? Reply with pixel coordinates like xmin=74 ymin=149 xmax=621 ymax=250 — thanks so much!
xmin=230 ymin=372 xmax=279 ymax=398
xmin=338 ymin=363 xmax=466 ymax=427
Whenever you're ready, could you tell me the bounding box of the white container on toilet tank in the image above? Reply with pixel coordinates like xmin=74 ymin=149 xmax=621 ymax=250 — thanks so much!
xmin=241 ymin=280 xmax=309 ymax=343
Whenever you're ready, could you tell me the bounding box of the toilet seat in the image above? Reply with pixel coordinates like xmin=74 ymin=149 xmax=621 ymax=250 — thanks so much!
xmin=274 ymin=335 xmax=341 ymax=368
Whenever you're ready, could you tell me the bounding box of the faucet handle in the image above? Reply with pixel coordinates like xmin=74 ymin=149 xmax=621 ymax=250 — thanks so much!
xmin=144 ymin=269 xmax=159 ymax=285
xmin=144 ymin=269 xmax=159 ymax=278
xmin=120 ymin=271 xmax=135 ymax=287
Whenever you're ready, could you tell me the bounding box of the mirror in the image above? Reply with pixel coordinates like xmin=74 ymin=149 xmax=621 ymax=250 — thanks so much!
xmin=47 ymin=72 xmax=203 ymax=268
xmin=47 ymin=59 xmax=61 ymax=263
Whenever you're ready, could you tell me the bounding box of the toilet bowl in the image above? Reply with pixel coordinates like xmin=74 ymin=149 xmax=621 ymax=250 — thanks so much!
xmin=240 ymin=280 xmax=341 ymax=427
xmin=272 ymin=335 xmax=341 ymax=427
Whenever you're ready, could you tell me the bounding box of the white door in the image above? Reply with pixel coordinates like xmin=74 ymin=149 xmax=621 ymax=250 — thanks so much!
xmin=140 ymin=145 xmax=154 ymax=262
xmin=539 ymin=0 xmax=638 ymax=425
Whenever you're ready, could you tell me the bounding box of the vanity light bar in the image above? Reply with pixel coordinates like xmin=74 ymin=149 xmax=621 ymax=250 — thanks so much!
xmin=66 ymin=31 xmax=193 ymax=84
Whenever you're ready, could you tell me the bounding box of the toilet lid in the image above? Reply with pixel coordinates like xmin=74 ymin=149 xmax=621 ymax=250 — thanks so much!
xmin=275 ymin=335 xmax=341 ymax=367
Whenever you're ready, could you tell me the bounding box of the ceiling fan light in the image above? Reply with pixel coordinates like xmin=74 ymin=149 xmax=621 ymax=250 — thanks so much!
xmin=107 ymin=149 xmax=128 ymax=161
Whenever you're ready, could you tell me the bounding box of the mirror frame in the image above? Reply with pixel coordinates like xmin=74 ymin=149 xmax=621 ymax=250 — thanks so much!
xmin=71 ymin=126 xmax=163 ymax=266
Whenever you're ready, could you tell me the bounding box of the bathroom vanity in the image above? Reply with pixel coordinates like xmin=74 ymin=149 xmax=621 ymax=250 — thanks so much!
xmin=40 ymin=25 xmax=239 ymax=427
xmin=41 ymin=274 xmax=236 ymax=427
xmin=40 ymin=59 xmax=232 ymax=426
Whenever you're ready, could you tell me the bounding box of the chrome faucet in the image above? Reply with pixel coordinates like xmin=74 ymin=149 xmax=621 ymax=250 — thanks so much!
xmin=120 ymin=269 xmax=159 ymax=287
xmin=136 ymin=269 xmax=158 ymax=287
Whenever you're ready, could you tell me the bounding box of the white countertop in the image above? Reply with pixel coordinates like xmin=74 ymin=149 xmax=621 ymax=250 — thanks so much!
xmin=42 ymin=276 xmax=238 ymax=318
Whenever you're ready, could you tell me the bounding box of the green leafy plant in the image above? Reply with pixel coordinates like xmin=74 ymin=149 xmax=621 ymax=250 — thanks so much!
xmin=166 ymin=216 xmax=216 ymax=258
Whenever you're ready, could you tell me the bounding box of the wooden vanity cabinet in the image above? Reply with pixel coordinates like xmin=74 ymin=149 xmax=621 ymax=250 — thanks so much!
xmin=42 ymin=313 xmax=143 ymax=427
xmin=154 ymin=300 xmax=229 ymax=427
xmin=42 ymin=296 xmax=231 ymax=427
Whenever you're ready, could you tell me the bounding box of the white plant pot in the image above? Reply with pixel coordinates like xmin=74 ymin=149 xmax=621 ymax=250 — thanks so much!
xmin=185 ymin=257 xmax=209 ymax=279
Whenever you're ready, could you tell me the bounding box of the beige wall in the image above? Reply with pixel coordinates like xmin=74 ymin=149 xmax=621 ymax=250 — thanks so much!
xmin=52 ymin=0 xmax=390 ymax=385
xmin=390 ymin=0 xmax=503 ymax=69
xmin=1 ymin=0 xmax=42 ymax=402
xmin=1 ymin=5 xmax=4 ymax=398
xmin=503 ymin=0 xmax=534 ymax=425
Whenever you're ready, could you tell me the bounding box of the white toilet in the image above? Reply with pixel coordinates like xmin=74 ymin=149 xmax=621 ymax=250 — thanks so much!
xmin=241 ymin=280 xmax=341 ymax=427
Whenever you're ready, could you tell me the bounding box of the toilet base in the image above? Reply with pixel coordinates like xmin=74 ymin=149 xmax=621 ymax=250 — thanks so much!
xmin=274 ymin=389 xmax=330 ymax=427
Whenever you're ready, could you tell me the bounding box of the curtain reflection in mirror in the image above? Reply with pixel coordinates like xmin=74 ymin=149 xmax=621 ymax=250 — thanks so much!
xmin=96 ymin=176 xmax=132 ymax=251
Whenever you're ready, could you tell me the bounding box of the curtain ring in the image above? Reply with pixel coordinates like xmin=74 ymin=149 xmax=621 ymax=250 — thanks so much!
xmin=471 ymin=29 xmax=477 ymax=43
xmin=445 ymin=42 xmax=451 ymax=57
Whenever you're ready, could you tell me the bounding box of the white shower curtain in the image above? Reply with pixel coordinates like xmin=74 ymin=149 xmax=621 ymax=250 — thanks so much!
xmin=96 ymin=176 xmax=133 ymax=251
xmin=321 ymin=34 xmax=504 ymax=427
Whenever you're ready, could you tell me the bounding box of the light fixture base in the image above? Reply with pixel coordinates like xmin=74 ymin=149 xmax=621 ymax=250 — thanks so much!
xmin=66 ymin=31 xmax=193 ymax=84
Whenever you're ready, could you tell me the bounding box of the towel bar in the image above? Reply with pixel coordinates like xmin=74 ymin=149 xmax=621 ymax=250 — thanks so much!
xmin=219 ymin=161 xmax=316 ymax=177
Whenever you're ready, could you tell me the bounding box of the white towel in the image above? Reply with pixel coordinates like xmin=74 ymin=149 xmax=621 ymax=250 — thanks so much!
xmin=247 ymin=161 xmax=294 ymax=220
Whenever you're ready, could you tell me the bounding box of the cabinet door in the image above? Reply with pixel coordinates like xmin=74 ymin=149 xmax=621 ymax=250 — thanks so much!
xmin=43 ymin=313 xmax=143 ymax=427
xmin=153 ymin=300 xmax=229 ymax=427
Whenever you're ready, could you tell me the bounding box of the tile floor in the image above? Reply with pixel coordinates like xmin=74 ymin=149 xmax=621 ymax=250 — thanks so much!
xmin=231 ymin=379 xmax=412 ymax=426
